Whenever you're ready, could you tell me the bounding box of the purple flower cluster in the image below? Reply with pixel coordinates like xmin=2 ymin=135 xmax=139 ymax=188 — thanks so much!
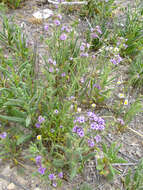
xmin=91 ymin=25 xmax=102 ymax=39
xmin=35 ymin=115 xmax=45 ymax=128
xmin=72 ymin=125 xmax=84 ymax=137
xmin=110 ymin=54 xmax=123 ymax=65
xmin=60 ymin=33 xmax=67 ymax=41
xmin=48 ymin=172 xmax=63 ymax=187
xmin=61 ymin=25 xmax=71 ymax=33
xmin=35 ymin=156 xmax=46 ymax=175
xmin=80 ymin=42 xmax=90 ymax=57
xmin=88 ymin=113 xmax=105 ymax=131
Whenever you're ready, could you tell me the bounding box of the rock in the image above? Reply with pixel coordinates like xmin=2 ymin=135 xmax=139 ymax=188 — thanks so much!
xmin=32 ymin=9 xmax=53 ymax=19
xmin=7 ymin=183 xmax=15 ymax=190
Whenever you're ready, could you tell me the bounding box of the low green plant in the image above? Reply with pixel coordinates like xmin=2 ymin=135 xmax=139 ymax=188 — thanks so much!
xmin=96 ymin=142 xmax=127 ymax=180
xmin=119 ymin=2 xmax=143 ymax=58
xmin=123 ymin=158 xmax=143 ymax=190
xmin=1 ymin=0 xmax=22 ymax=8
xmin=128 ymin=51 xmax=143 ymax=88
xmin=80 ymin=0 xmax=116 ymax=18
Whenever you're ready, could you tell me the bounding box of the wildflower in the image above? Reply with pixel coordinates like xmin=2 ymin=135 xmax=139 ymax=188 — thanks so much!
xmin=88 ymin=139 xmax=95 ymax=147
xmin=124 ymin=99 xmax=128 ymax=105
xmin=49 ymin=67 xmax=54 ymax=72
xmin=72 ymin=125 xmax=78 ymax=133
xmin=61 ymin=25 xmax=71 ymax=33
xmin=110 ymin=58 xmax=117 ymax=65
xmin=94 ymin=135 xmax=101 ymax=143
xmin=117 ymin=80 xmax=122 ymax=85
xmin=52 ymin=183 xmax=57 ymax=187
xmin=38 ymin=167 xmax=46 ymax=175
xmin=54 ymin=19 xmax=61 ymax=26
xmin=37 ymin=135 xmax=42 ymax=140
xmin=49 ymin=173 xmax=56 ymax=180
xmin=80 ymin=52 xmax=89 ymax=57
xmin=98 ymin=125 xmax=105 ymax=130
xmin=91 ymin=33 xmax=99 ymax=39
xmin=77 ymin=116 xmax=85 ymax=123
xmin=0 ymin=132 xmax=7 ymax=139
xmin=77 ymin=107 xmax=81 ymax=112
xmin=96 ymin=25 xmax=102 ymax=34
xmin=98 ymin=117 xmax=105 ymax=125
xmin=60 ymin=33 xmax=67 ymax=41
xmin=59 ymin=125 xmax=63 ymax=128
xmin=61 ymin=72 xmax=66 ymax=77
xmin=35 ymin=156 xmax=42 ymax=166
xmin=53 ymin=60 xmax=56 ymax=66
xmin=44 ymin=25 xmax=49 ymax=31
xmin=93 ymin=84 xmax=101 ymax=90
xmin=48 ymin=58 xmax=53 ymax=64
xmin=118 ymin=93 xmax=124 ymax=98
xmin=90 ymin=123 xmax=97 ymax=130
xmin=77 ymin=130 xmax=84 ymax=138
xmin=117 ymin=118 xmax=125 ymax=125
xmin=54 ymin=109 xmax=59 ymax=114
xmin=58 ymin=172 xmax=63 ymax=178
xmin=57 ymin=14 xmax=62 ymax=19
xmin=86 ymin=43 xmax=90 ymax=49
xmin=80 ymin=45 xmax=85 ymax=51
xmin=38 ymin=115 xmax=45 ymax=123
xmin=91 ymin=103 xmax=96 ymax=108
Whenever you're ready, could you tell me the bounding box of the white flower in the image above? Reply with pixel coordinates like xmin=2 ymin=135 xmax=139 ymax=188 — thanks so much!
xmin=118 ymin=93 xmax=124 ymax=98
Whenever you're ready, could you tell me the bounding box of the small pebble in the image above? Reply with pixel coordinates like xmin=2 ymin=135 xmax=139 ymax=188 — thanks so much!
xmin=7 ymin=183 xmax=15 ymax=190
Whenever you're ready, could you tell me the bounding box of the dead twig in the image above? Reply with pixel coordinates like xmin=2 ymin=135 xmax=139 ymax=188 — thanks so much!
xmin=48 ymin=0 xmax=88 ymax=5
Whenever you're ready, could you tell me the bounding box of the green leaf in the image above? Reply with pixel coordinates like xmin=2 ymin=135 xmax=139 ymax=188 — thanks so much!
xmin=125 ymin=169 xmax=131 ymax=186
xmin=52 ymin=159 xmax=65 ymax=168
xmin=83 ymin=152 xmax=96 ymax=162
xmin=17 ymin=134 xmax=32 ymax=145
xmin=70 ymin=166 xmax=77 ymax=180
xmin=26 ymin=115 xmax=31 ymax=127
xmin=0 ymin=114 xmax=25 ymax=123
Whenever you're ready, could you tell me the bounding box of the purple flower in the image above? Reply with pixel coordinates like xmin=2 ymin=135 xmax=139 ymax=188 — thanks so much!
xmin=93 ymin=116 xmax=99 ymax=122
xmin=116 ymin=55 xmax=122 ymax=63
xmin=38 ymin=167 xmax=46 ymax=175
xmin=54 ymin=109 xmax=59 ymax=114
xmin=0 ymin=132 xmax=7 ymax=139
xmin=77 ymin=116 xmax=85 ymax=123
xmin=49 ymin=67 xmax=54 ymax=72
xmin=35 ymin=155 xmax=42 ymax=166
xmin=91 ymin=33 xmax=99 ymax=39
xmin=98 ymin=117 xmax=105 ymax=125
xmin=60 ymin=125 xmax=63 ymax=128
xmin=77 ymin=130 xmax=84 ymax=137
xmin=87 ymin=111 xmax=95 ymax=117
xmin=49 ymin=173 xmax=56 ymax=180
xmin=94 ymin=135 xmax=101 ymax=143
xmin=96 ymin=26 xmax=102 ymax=34
xmin=52 ymin=183 xmax=57 ymax=187
xmin=57 ymin=14 xmax=62 ymax=20
xmin=58 ymin=172 xmax=63 ymax=178
xmin=80 ymin=45 xmax=85 ymax=51
xmin=60 ymin=33 xmax=67 ymax=41
xmin=53 ymin=60 xmax=56 ymax=66
xmin=90 ymin=123 xmax=97 ymax=130
xmin=38 ymin=115 xmax=45 ymax=123
xmin=61 ymin=25 xmax=70 ymax=33
xmin=98 ymin=125 xmax=105 ymax=130
xmin=35 ymin=123 xmax=41 ymax=128
xmin=61 ymin=72 xmax=66 ymax=77
xmin=117 ymin=118 xmax=125 ymax=125
xmin=54 ymin=20 xmax=61 ymax=26
xmin=88 ymin=139 xmax=95 ymax=147
xmin=44 ymin=25 xmax=49 ymax=31
xmin=72 ymin=125 xmax=78 ymax=133
xmin=93 ymin=84 xmax=101 ymax=90
xmin=80 ymin=52 xmax=89 ymax=57
xmin=48 ymin=58 xmax=53 ymax=64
